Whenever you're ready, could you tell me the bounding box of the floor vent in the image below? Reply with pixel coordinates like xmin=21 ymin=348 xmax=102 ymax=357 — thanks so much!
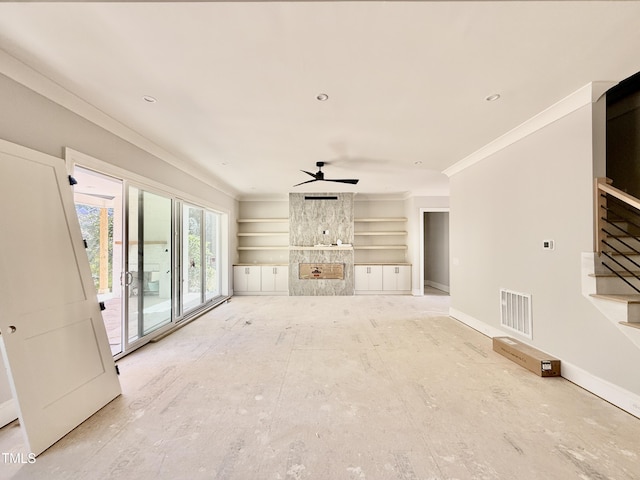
xmin=500 ymin=289 xmax=532 ymax=339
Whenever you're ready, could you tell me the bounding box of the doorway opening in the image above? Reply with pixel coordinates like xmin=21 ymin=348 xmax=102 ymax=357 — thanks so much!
xmin=73 ymin=167 xmax=124 ymax=355
xmin=421 ymin=210 xmax=450 ymax=296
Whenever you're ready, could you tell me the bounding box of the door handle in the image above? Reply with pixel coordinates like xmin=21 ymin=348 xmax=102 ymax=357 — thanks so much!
xmin=122 ymin=272 xmax=133 ymax=286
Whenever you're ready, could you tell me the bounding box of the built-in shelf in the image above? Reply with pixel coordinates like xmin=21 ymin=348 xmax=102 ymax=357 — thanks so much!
xmin=353 ymin=217 xmax=408 ymax=262
xmin=237 ymin=217 xmax=290 ymax=263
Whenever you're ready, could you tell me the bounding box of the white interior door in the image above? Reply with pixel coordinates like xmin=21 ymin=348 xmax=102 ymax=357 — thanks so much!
xmin=0 ymin=141 xmax=121 ymax=456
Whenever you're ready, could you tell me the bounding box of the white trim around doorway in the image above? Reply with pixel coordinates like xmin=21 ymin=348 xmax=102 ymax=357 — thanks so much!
xmin=417 ymin=207 xmax=450 ymax=297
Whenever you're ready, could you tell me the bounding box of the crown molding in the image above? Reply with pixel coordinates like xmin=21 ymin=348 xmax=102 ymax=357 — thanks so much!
xmin=443 ymin=81 xmax=618 ymax=178
xmin=0 ymin=49 xmax=238 ymax=199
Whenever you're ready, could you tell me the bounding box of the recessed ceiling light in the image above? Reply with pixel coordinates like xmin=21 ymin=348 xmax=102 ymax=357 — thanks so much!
xmin=143 ymin=95 xmax=157 ymax=103
xmin=485 ymin=93 xmax=501 ymax=102
xmin=316 ymin=93 xmax=329 ymax=101
xmin=414 ymin=161 xmax=423 ymax=165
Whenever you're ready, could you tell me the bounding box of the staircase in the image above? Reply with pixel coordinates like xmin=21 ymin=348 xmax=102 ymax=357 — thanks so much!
xmin=584 ymin=178 xmax=640 ymax=348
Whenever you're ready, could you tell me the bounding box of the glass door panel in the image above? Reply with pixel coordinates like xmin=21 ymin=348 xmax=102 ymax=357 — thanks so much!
xmin=182 ymin=205 xmax=203 ymax=312
xmin=126 ymin=187 xmax=139 ymax=343
xmin=205 ymin=211 xmax=220 ymax=300
xmin=127 ymin=187 xmax=173 ymax=343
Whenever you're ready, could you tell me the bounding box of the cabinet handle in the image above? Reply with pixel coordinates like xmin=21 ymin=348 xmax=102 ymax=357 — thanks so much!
xmin=273 ymin=267 xmax=277 ymax=274
xmin=395 ymin=267 xmax=399 ymax=274
xmin=245 ymin=267 xmax=249 ymax=274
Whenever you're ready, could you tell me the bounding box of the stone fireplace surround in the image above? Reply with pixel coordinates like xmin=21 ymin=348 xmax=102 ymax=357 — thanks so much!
xmin=288 ymin=193 xmax=354 ymax=296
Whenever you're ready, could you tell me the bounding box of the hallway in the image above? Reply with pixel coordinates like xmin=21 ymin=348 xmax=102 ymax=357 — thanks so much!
xmin=1 ymin=294 xmax=638 ymax=479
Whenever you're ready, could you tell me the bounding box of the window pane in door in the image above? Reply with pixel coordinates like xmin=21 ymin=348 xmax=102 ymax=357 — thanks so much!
xmin=128 ymin=187 xmax=173 ymax=342
xmin=182 ymin=205 xmax=203 ymax=312
xmin=205 ymin=211 xmax=220 ymax=300
xmin=141 ymin=191 xmax=172 ymax=334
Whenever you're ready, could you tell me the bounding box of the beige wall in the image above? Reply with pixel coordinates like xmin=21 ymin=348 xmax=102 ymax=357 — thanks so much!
xmin=449 ymin=97 xmax=640 ymax=400
xmin=0 ymin=73 xmax=236 ymax=213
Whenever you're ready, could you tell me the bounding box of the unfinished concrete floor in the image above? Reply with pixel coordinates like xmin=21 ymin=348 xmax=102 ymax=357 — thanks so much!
xmin=2 ymin=294 xmax=640 ymax=479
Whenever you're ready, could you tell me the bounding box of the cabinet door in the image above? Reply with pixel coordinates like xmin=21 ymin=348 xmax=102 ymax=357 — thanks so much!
xmin=260 ymin=266 xmax=275 ymax=291
xmin=382 ymin=265 xmax=397 ymax=290
xmin=396 ymin=265 xmax=412 ymax=291
xmin=354 ymin=266 xmax=369 ymax=291
xmin=246 ymin=266 xmax=262 ymax=292
xmin=274 ymin=266 xmax=289 ymax=292
xmin=369 ymin=265 xmax=383 ymax=290
xmin=233 ymin=266 xmax=248 ymax=292
xmin=383 ymin=265 xmax=411 ymax=291
xmin=355 ymin=266 xmax=383 ymax=291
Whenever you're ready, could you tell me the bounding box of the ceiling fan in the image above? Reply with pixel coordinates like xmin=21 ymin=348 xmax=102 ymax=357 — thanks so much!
xmin=293 ymin=162 xmax=359 ymax=187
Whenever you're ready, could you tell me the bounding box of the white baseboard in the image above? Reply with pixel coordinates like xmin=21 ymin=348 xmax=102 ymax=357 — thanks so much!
xmin=561 ymin=361 xmax=640 ymax=419
xmin=0 ymin=398 xmax=18 ymax=428
xmin=425 ymin=280 xmax=450 ymax=293
xmin=449 ymin=306 xmax=640 ymax=419
xmin=449 ymin=307 xmax=504 ymax=338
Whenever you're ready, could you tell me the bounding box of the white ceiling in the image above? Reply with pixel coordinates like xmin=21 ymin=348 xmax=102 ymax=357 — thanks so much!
xmin=1 ymin=1 xmax=640 ymax=199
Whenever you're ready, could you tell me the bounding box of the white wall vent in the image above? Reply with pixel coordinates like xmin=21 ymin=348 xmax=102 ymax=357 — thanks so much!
xmin=500 ymin=289 xmax=532 ymax=339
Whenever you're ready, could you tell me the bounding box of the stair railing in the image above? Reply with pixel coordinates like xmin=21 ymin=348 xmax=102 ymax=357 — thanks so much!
xmin=595 ymin=177 xmax=640 ymax=294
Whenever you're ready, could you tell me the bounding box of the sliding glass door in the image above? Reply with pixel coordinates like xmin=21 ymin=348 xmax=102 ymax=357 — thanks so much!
xmin=127 ymin=186 xmax=173 ymax=343
xmin=73 ymin=164 xmax=225 ymax=357
xmin=180 ymin=204 xmax=221 ymax=315
xmin=182 ymin=205 xmax=203 ymax=312
xmin=205 ymin=210 xmax=220 ymax=301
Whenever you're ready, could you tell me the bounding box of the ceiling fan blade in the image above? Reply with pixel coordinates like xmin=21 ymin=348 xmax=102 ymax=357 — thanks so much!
xmin=300 ymin=170 xmax=318 ymax=178
xmin=293 ymin=178 xmax=319 ymax=187
xmin=325 ymin=179 xmax=359 ymax=185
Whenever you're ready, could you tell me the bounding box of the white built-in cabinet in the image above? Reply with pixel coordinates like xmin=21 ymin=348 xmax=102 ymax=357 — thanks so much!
xmin=233 ymin=265 xmax=261 ymax=293
xmin=382 ymin=265 xmax=412 ymax=292
xmin=354 ymin=264 xmax=411 ymax=294
xmin=260 ymin=265 xmax=289 ymax=293
xmin=354 ymin=265 xmax=383 ymax=291
xmin=233 ymin=265 xmax=288 ymax=295
xmin=235 ymin=209 xmax=413 ymax=295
